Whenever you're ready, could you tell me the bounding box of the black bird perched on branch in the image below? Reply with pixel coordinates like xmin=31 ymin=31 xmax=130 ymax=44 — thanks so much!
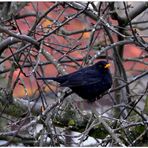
xmin=37 ymin=61 xmax=112 ymax=102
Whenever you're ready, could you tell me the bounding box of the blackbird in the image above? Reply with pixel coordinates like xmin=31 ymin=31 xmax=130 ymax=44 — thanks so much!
xmin=38 ymin=61 xmax=112 ymax=102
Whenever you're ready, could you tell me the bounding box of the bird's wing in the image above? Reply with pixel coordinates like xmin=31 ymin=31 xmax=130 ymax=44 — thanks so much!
xmin=60 ymin=69 xmax=102 ymax=87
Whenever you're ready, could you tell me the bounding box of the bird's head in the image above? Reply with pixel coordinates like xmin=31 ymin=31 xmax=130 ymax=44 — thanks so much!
xmin=95 ymin=61 xmax=111 ymax=71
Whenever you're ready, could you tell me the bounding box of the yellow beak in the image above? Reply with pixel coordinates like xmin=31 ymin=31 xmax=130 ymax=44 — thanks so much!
xmin=104 ymin=63 xmax=111 ymax=69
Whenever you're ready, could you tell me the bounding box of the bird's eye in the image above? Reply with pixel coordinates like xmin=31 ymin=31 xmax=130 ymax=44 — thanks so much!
xmin=98 ymin=65 xmax=102 ymax=68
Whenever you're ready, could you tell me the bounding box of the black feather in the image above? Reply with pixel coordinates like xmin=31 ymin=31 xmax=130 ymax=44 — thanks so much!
xmin=37 ymin=61 xmax=112 ymax=102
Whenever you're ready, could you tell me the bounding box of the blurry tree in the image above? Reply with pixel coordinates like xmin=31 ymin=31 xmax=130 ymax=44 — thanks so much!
xmin=0 ymin=2 xmax=148 ymax=146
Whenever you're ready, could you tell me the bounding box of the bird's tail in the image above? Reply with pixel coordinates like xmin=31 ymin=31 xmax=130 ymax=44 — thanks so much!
xmin=37 ymin=77 xmax=57 ymax=81
xmin=37 ymin=75 xmax=67 ymax=84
